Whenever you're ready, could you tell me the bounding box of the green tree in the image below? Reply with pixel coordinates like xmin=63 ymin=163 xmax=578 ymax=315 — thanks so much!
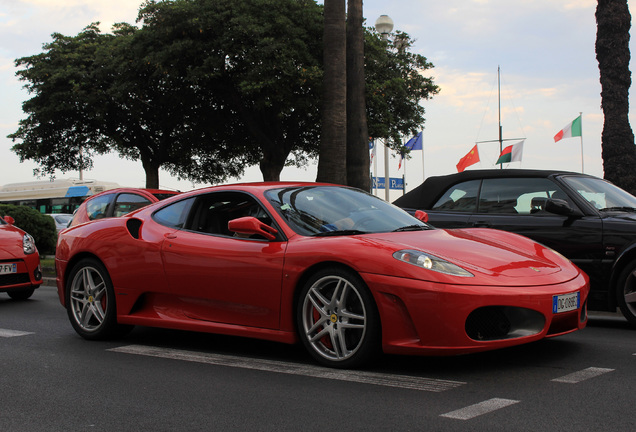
xmin=596 ymin=0 xmax=636 ymax=194
xmin=9 ymin=0 xmax=437 ymax=187
xmin=365 ymin=30 xmax=439 ymax=154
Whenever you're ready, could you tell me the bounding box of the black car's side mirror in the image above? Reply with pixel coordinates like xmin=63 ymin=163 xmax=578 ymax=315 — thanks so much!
xmin=545 ymin=198 xmax=581 ymax=217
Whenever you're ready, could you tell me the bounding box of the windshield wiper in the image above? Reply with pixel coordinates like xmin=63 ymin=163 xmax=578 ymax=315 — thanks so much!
xmin=392 ymin=225 xmax=428 ymax=232
xmin=314 ymin=229 xmax=367 ymax=237
xmin=600 ymin=206 xmax=636 ymax=212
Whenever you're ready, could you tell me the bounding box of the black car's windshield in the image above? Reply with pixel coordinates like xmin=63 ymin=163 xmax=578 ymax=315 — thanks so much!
xmin=562 ymin=175 xmax=636 ymax=212
xmin=265 ymin=186 xmax=430 ymax=236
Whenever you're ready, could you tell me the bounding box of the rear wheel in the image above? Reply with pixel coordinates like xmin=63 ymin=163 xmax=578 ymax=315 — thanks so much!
xmin=617 ymin=260 xmax=636 ymax=326
xmin=297 ymin=267 xmax=380 ymax=368
xmin=66 ymin=258 xmax=132 ymax=339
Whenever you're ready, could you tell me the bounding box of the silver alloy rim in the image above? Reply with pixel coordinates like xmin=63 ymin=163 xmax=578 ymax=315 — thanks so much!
xmin=301 ymin=275 xmax=367 ymax=362
xmin=69 ymin=266 xmax=108 ymax=332
xmin=624 ymin=269 xmax=636 ymax=318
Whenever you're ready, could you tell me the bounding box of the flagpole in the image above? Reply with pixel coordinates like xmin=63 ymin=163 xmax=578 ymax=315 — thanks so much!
xmin=579 ymin=112 xmax=584 ymax=173
xmin=403 ymin=148 xmax=407 ymax=195
xmin=373 ymin=140 xmax=378 ymax=196
xmin=421 ymin=134 xmax=425 ymax=183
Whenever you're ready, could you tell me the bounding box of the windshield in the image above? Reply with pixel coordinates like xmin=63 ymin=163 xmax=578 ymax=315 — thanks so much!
xmin=562 ymin=175 xmax=636 ymax=211
xmin=265 ymin=186 xmax=429 ymax=236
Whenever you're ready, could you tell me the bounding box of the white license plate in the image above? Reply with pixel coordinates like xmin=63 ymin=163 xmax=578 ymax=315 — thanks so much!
xmin=0 ymin=263 xmax=17 ymax=275
xmin=552 ymin=292 xmax=580 ymax=314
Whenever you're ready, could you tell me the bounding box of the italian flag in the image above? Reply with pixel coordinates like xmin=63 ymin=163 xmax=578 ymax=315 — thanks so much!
xmin=554 ymin=115 xmax=582 ymax=142
xmin=496 ymin=140 xmax=524 ymax=165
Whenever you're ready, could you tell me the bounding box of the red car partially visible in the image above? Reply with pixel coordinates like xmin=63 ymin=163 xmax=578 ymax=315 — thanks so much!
xmin=0 ymin=215 xmax=42 ymax=300
xmin=69 ymin=188 xmax=180 ymax=227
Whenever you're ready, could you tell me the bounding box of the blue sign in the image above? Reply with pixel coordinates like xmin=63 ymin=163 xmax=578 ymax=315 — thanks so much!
xmin=65 ymin=186 xmax=90 ymax=197
xmin=373 ymin=177 xmax=404 ymax=190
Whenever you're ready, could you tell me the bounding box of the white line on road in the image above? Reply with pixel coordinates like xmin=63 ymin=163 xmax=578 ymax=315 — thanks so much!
xmin=0 ymin=329 xmax=34 ymax=338
xmin=440 ymin=398 xmax=520 ymax=420
xmin=108 ymin=344 xmax=466 ymax=392
xmin=551 ymin=367 xmax=614 ymax=384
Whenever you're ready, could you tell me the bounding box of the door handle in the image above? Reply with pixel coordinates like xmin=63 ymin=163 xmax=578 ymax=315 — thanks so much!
xmin=471 ymin=221 xmax=491 ymax=228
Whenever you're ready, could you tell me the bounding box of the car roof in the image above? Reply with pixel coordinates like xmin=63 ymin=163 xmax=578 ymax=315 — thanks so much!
xmin=393 ymin=168 xmax=587 ymax=209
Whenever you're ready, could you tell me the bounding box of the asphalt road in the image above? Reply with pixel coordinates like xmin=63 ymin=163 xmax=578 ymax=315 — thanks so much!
xmin=1 ymin=284 xmax=634 ymax=432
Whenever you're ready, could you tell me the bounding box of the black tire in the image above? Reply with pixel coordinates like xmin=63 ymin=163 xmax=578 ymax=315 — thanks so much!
xmin=616 ymin=259 xmax=636 ymax=327
xmin=296 ymin=267 xmax=380 ymax=368
xmin=65 ymin=258 xmax=132 ymax=339
xmin=7 ymin=288 xmax=34 ymax=301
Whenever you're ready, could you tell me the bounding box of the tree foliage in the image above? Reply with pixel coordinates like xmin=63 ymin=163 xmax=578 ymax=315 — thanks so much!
xmin=595 ymin=0 xmax=636 ymax=194
xmin=9 ymin=0 xmax=438 ymax=187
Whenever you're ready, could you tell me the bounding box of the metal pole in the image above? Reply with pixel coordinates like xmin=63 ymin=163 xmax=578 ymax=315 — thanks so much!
xmin=579 ymin=112 xmax=584 ymax=173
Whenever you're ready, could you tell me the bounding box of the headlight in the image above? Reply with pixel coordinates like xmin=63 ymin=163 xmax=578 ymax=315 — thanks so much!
xmin=393 ymin=249 xmax=473 ymax=277
xmin=23 ymin=233 xmax=36 ymax=255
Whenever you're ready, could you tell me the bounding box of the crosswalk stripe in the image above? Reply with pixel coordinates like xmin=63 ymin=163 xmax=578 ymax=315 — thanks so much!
xmin=0 ymin=329 xmax=34 ymax=338
xmin=551 ymin=367 xmax=614 ymax=384
xmin=441 ymin=398 xmax=520 ymax=420
xmin=109 ymin=344 xmax=466 ymax=392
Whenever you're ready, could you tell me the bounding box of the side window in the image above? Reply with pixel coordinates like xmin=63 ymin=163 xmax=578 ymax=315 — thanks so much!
xmin=186 ymin=192 xmax=273 ymax=239
xmin=431 ymin=180 xmax=480 ymax=212
xmin=86 ymin=194 xmax=113 ymax=221
xmin=153 ymin=197 xmax=195 ymax=228
xmin=478 ymin=178 xmax=570 ymax=214
xmin=113 ymin=193 xmax=152 ymax=217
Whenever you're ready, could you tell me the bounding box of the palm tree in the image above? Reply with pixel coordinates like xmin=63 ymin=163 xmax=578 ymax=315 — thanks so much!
xmin=346 ymin=0 xmax=370 ymax=191
xmin=596 ymin=0 xmax=636 ymax=194
xmin=316 ymin=0 xmax=347 ymax=185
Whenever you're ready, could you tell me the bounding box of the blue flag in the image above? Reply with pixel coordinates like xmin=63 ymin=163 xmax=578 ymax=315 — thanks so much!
xmin=404 ymin=132 xmax=423 ymax=151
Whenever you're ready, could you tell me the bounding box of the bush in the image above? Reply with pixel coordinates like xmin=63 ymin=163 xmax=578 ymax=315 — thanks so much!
xmin=0 ymin=204 xmax=57 ymax=255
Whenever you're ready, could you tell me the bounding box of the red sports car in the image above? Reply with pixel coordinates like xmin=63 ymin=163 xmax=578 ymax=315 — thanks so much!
xmin=0 ymin=215 xmax=43 ymax=300
xmin=55 ymin=183 xmax=589 ymax=368
xmin=69 ymin=187 xmax=180 ymax=227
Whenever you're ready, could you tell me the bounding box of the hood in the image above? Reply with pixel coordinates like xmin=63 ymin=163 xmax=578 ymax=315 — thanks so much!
xmin=363 ymin=227 xmax=579 ymax=284
xmin=0 ymin=224 xmax=26 ymax=258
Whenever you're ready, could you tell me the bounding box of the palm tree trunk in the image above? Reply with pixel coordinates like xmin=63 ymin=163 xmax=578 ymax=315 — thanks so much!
xmin=346 ymin=0 xmax=371 ymax=191
xmin=316 ymin=0 xmax=347 ymax=185
xmin=596 ymin=0 xmax=636 ymax=194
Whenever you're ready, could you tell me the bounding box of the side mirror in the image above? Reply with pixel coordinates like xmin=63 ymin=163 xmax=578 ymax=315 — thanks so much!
xmin=228 ymin=216 xmax=278 ymax=241
xmin=414 ymin=210 xmax=429 ymax=223
xmin=3 ymin=215 xmax=15 ymax=225
xmin=545 ymin=198 xmax=580 ymax=217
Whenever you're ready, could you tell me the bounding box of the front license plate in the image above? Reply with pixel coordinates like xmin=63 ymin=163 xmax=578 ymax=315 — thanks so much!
xmin=553 ymin=292 xmax=580 ymax=314
xmin=0 ymin=263 xmax=17 ymax=275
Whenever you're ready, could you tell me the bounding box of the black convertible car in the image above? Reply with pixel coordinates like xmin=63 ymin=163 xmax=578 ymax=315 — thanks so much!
xmin=394 ymin=169 xmax=636 ymax=325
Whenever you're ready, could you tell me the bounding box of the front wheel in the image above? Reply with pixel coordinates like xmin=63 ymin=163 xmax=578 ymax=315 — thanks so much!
xmin=616 ymin=260 xmax=636 ymax=326
xmin=297 ymin=267 xmax=380 ymax=368
xmin=66 ymin=258 xmax=132 ymax=339
xmin=7 ymin=288 xmax=35 ymax=301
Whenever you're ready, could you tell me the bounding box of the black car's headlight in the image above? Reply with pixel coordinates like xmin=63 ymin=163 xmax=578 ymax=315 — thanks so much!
xmin=393 ymin=249 xmax=474 ymax=277
xmin=23 ymin=233 xmax=36 ymax=255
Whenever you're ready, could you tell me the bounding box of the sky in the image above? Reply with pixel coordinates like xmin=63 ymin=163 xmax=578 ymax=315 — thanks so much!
xmin=0 ymin=0 xmax=632 ymax=201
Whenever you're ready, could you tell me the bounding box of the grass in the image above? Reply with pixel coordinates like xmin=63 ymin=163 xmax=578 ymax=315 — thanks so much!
xmin=40 ymin=256 xmax=55 ymax=269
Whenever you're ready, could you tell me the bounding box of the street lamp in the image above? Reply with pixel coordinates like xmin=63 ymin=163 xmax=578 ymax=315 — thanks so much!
xmin=375 ymin=15 xmax=393 ymax=201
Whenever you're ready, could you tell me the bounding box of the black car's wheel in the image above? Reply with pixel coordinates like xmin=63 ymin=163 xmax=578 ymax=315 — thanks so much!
xmin=66 ymin=258 xmax=132 ymax=339
xmin=297 ymin=267 xmax=380 ymax=368
xmin=617 ymin=260 xmax=636 ymax=326
xmin=7 ymin=288 xmax=34 ymax=301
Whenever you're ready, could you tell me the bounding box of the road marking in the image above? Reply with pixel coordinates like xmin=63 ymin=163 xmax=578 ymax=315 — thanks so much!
xmin=0 ymin=329 xmax=34 ymax=338
xmin=551 ymin=367 xmax=614 ymax=384
xmin=440 ymin=398 xmax=520 ymax=420
xmin=109 ymin=344 xmax=466 ymax=392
